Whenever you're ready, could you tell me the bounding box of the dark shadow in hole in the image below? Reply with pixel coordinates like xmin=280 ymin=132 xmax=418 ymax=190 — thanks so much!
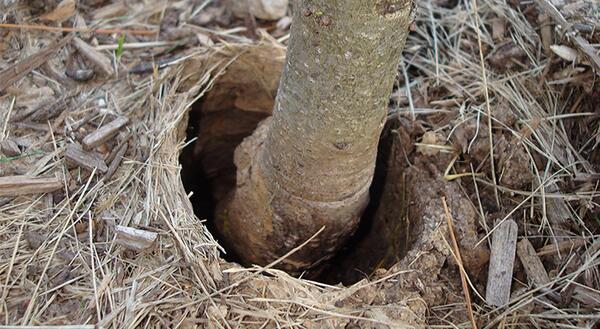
xmin=312 ymin=119 xmax=401 ymax=284
xmin=180 ymin=100 xmax=230 ymax=262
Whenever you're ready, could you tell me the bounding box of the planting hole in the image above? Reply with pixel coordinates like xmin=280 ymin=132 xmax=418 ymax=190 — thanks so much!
xmin=179 ymin=46 xmax=421 ymax=284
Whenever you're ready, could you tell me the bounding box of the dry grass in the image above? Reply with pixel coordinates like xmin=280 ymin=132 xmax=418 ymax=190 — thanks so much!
xmin=1 ymin=0 xmax=598 ymax=328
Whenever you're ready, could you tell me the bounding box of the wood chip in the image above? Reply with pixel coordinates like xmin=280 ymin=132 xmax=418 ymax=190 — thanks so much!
xmin=115 ymin=225 xmax=157 ymax=251
xmin=105 ymin=141 xmax=128 ymax=180
xmin=0 ymin=139 xmax=21 ymax=157
xmin=545 ymin=183 xmax=571 ymax=230
xmin=82 ymin=116 xmax=129 ymax=150
xmin=0 ymin=175 xmax=63 ymax=197
xmin=12 ymin=122 xmax=50 ymax=132
xmin=72 ymin=37 xmax=113 ymax=76
xmin=43 ymin=193 xmax=54 ymax=220
xmin=29 ymin=94 xmax=72 ymax=122
xmin=0 ymin=34 xmax=74 ymax=93
xmin=517 ymin=239 xmax=550 ymax=287
xmin=538 ymin=14 xmax=553 ymax=56
xmin=105 ymin=132 xmax=130 ymax=164
xmin=40 ymin=0 xmax=76 ymax=22
xmin=572 ymin=285 xmax=600 ymax=307
xmin=486 ymin=219 xmax=518 ymax=307
xmin=42 ymin=60 xmax=75 ymax=88
xmin=537 ymin=239 xmax=586 ymax=256
xmin=65 ymin=143 xmax=108 ymax=173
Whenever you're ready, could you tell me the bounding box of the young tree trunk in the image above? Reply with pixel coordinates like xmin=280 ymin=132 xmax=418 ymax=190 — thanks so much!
xmin=216 ymin=0 xmax=414 ymax=273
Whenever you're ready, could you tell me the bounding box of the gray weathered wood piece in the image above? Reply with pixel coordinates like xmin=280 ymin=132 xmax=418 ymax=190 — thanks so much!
xmin=517 ymin=238 xmax=550 ymax=286
xmin=486 ymin=219 xmax=518 ymax=306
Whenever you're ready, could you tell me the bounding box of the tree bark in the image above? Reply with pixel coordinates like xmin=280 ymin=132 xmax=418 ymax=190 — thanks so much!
xmin=216 ymin=0 xmax=414 ymax=273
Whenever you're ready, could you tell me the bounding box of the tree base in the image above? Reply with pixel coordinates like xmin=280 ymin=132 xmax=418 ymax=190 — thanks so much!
xmin=214 ymin=118 xmax=370 ymax=273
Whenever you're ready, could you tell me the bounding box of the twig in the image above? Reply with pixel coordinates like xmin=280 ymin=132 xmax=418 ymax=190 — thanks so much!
xmin=94 ymin=41 xmax=178 ymax=51
xmin=1 ymin=96 xmax=15 ymax=139
xmin=442 ymin=197 xmax=478 ymax=329
xmin=401 ymin=59 xmax=416 ymax=121
xmin=0 ymin=23 xmax=158 ymax=35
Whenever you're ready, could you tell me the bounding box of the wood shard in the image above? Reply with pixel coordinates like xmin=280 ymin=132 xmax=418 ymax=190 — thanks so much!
xmin=72 ymin=37 xmax=114 ymax=76
xmin=572 ymin=285 xmax=600 ymax=307
xmin=486 ymin=219 xmax=518 ymax=307
xmin=82 ymin=116 xmax=129 ymax=150
xmin=105 ymin=141 xmax=128 ymax=180
xmin=65 ymin=143 xmax=108 ymax=173
xmin=537 ymin=238 xmax=586 ymax=257
xmin=517 ymin=238 xmax=550 ymax=287
xmin=545 ymin=183 xmax=571 ymax=230
xmin=0 ymin=139 xmax=21 ymax=157
xmin=115 ymin=225 xmax=157 ymax=251
xmin=29 ymin=94 xmax=72 ymax=122
xmin=0 ymin=175 xmax=63 ymax=197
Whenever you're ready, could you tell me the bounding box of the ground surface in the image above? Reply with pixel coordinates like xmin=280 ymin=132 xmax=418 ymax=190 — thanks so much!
xmin=0 ymin=0 xmax=599 ymax=328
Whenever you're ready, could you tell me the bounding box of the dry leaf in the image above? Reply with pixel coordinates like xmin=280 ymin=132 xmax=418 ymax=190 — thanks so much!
xmin=550 ymin=44 xmax=578 ymax=62
xmin=40 ymin=0 xmax=76 ymax=22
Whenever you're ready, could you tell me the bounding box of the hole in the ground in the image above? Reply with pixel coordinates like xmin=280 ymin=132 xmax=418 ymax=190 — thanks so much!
xmin=180 ymin=109 xmax=419 ymax=284
xmin=179 ymin=46 xmax=422 ymax=284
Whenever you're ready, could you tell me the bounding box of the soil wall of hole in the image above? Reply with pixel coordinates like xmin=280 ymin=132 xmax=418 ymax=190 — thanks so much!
xmin=180 ymin=45 xmax=490 ymax=288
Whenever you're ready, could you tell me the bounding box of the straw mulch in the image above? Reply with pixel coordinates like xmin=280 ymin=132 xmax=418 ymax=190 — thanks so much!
xmin=0 ymin=0 xmax=598 ymax=328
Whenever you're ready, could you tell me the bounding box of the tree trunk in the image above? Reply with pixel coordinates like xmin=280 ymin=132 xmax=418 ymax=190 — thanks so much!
xmin=216 ymin=0 xmax=414 ymax=273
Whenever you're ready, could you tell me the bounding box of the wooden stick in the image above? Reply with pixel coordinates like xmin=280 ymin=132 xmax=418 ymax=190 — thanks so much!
xmin=0 ymin=23 xmax=158 ymax=35
xmin=72 ymin=37 xmax=113 ymax=76
xmin=65 ymin=143 xmax=108 ymax=173
xmin=104 ymin=141 xmax=128 ymax=180
xmin=537 ymin=239 xmax=586 ymax=257
xmin=485 ymin=219 xmax=518 ymax=307
xmin=517 ymin=239 xmax=550 ymax=286
xmin=0 ymin=175 xmax=62 ymax=197
xmin=115 ymin=225 xmax=158 ymax=251
xmin=82 ymin=116 xmax=129 ymax=150
xmin=442 ymin=197 xmax=478 ymax=329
